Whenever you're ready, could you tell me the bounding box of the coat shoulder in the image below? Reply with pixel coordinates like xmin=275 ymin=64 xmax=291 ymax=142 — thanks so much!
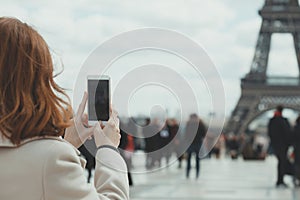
xmin=22 ymin=137 xmax=82 ymax=160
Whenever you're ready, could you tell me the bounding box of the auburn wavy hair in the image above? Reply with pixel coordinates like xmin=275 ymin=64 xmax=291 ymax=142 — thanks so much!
xmin=0 ymin=17 xmax=72 ymax=145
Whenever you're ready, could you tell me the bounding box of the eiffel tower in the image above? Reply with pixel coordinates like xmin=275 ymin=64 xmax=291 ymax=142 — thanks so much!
xmin=225 ymin=0 xmax=300 ymax=135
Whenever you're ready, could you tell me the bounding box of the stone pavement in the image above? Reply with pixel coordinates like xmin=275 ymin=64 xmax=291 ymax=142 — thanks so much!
xmin=129 ymin=153 xmax=300 ymax=200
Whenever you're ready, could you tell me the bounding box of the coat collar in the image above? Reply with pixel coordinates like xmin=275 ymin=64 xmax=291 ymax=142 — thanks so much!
xmin=0 ymin=135 xmax=81 ymax=155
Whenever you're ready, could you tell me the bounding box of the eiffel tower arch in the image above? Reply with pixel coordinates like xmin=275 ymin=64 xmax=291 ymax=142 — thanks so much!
xmin=225 ymin=0 xmax=300 ymax=135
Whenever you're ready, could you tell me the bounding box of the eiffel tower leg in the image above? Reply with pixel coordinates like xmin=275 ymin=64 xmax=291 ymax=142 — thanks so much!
xmin=225 ymin=98 xmax=248 ymax=135
xmin=250 ymin=28 xmax=271 ymax=75
xmin=225 ymin=94 xmax=260 ymax=135
xmin=293 ymin=32 xmax=300 ymax=76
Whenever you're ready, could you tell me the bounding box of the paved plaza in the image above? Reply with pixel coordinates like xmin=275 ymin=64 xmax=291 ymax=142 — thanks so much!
xmin=128 ymin=153 xmax=300 ymax=200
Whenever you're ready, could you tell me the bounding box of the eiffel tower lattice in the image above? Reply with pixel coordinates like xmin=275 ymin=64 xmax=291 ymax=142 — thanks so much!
xmin=225 ymin=0 xmax=300 ymax=135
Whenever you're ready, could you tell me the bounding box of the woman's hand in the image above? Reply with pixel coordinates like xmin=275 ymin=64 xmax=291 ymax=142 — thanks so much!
xmin=94 ymin=110 xmax=121 ymax=148
xmin=64 ymin=92 xmax=94 ymax=148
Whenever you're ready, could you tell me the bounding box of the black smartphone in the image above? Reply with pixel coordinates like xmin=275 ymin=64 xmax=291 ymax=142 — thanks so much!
xmin=87 ymin=75 xmax=110 ymax=124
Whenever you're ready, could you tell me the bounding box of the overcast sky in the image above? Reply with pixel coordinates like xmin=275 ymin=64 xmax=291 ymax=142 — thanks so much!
xmin=1 ymin=0 xmax=299 ymax=120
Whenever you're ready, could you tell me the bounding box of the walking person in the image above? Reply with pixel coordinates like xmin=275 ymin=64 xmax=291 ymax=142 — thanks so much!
xmin=268 ymin=105 xmax=292 ymax=187
xmin=119 ymin=120 xmax=134 ymax=186
xmin=78 ymin=138 xmax=97 ymax=183
xmin=185 ymin=114 xmax=207 ymax=179
xmin=158 ymin=122 xmax=172 ymax=167
xmin=143 ymin=118 xmax=161 ymax=169
xmin=168 ymin=118 xmax=183 ymax=168
xmin=293 ymin=115 xmax=300 ymax=186
xmin=0 ymin=17 xmax=129 ymax=199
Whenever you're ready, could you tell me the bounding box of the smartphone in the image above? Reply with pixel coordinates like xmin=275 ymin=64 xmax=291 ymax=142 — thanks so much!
xmin=87 ymin=75 xmax=110 ymax=125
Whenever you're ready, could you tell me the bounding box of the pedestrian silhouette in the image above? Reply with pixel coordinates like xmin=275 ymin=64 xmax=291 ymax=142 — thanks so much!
xmin=184 ymin=114 xmax=207 ymax=179
xmin=268 ymin=105 xmax=292 ymax=187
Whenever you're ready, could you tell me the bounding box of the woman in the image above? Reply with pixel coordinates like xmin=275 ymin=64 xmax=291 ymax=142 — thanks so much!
xmin=0 ymin=17 xmax=129 ymax=199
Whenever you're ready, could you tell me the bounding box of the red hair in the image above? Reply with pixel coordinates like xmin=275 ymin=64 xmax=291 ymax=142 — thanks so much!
xmin=0 ymin=17 xmax=71 ymax=145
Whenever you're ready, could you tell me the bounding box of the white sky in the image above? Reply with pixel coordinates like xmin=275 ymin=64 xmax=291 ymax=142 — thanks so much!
xmin=1 ymin=0 xmax=299 ymax=120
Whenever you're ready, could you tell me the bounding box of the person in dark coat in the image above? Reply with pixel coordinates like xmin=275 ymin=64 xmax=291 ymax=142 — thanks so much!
xmin=78 ymin=138 xmax=96 ymax=183
xmin=293 ymin=115 xmax=300 ymax=186
xmin=143 ymin=118 xmax=161 ymax=169
xmin=268 ymin=105 xmax=291 ymax=187
xmin=119 ymin=121 xmax=134 ymax=186
xmin=185 ymin=114 xmax=207 ymax=179
xmin=158 ymin=122 xmax=172 ymax=167
xmin=168 ymin=119 xmax=183 ymax=168
xmin=226 ymin=135 xmax=240 ymax=159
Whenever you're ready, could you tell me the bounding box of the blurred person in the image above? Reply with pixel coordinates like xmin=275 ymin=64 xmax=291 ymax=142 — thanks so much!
xmin=242 ymin=134 xmax=266 ymax=160
xmin=143 ymin=118 xmax=161 ymax=169
xmin=119 ymin=121 xmax=134 ymax=186
xmin=168 ymin=118 xmax=183 ymax=168
xmin=253 ymin=134 xmax=268 ymax=159
xmin=226 ymin=134 xmax=240 ymax=159
xmin=185 ymin=114 xmax=207 ymax=179
xmin=0 ymin=17 xmax=129 ymax=199
xmin=210 ymin=134 xmax=224 ymax=159
xmin=293 ymin=115 xmax=300 ymax=186
xmin=158 ymin=122 xmax=172 ymax=167
xmin=78 ymin=137 xmax=97 ymax=183
xmin=205 ymin=132 xmax=214 ymax=159
xmin=127 ymin=117 xmax=141 ymax=149
xmin=268 ymin=105 xmax=292 ymax=187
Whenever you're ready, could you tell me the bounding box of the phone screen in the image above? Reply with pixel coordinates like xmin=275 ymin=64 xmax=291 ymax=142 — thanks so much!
xmin=88 ymin=78 xmax=110 ymax=121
